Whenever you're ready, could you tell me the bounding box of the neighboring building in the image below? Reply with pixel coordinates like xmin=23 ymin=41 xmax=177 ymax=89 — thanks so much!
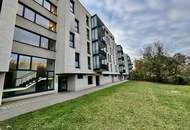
xmin=117 ymin=45 xmax=125 ymax=80
xmin=117 ymin=45 xmax=133 ymax=80
xmin=91 ymin=15 xmax=120 ymax=85
xmin=0 ymin=0 xmax=127 ymax=105
xmin=126 ymin=55 xmax=133 ymax=72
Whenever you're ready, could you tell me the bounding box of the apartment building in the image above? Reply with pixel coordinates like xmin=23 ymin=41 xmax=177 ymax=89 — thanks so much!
xmin=0 ymin=0 xmax=127 ymax=105
xmin=91 ymin=15 xmax=120 ymax=85
xmin=116 ymin=45 xmax=133 ymax=80
xmin=56 ymin=0 xmax=95 ymax=91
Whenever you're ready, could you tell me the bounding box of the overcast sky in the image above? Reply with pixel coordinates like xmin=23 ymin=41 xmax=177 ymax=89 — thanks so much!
xmin=80 ymin=0 xmax=190 ymax=60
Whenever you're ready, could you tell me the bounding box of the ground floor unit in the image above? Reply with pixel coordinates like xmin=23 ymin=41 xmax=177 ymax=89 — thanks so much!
xmin=0 ymin=71 xmax=125 ymax=105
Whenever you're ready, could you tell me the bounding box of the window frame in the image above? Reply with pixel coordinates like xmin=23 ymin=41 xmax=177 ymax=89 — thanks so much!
xmin=88 ymin=56 xmax=91 ymax=70
xmin=70 ymin=0 xmax=74 ymax=14
xmin=69 ymin=32 xmax=75 ymax=48
xmin=86 ymin=15 xmax=89 ymax=27
xmin=9 ymin=52 xmax=55 ymax=72
xmin=17 ymin=3 xmax=56 ymax=32
xmin=77 ymin=74 xmax=83 ymax=79
xmin=14 ymin=26 xmax=56 ymax=51
xmin=88 ymin=76 xmax=93 ymax=85
xmin=75 ymin=19 xmax=79 ymax=33
xmin=34 ymin=0 xmax=57 ymax=15
xmin=75 ymin=53 xmax=80 ymax=68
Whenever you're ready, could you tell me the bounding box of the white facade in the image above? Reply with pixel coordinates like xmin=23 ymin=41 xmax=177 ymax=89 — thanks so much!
xmin=0 ymin=0 xmax=126 ymax=105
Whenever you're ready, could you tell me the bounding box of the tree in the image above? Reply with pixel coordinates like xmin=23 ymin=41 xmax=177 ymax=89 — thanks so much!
xmin=130 ymin=41 xmax=190 ymax=85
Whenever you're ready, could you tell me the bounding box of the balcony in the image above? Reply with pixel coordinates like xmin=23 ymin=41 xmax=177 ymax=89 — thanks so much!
xmin=99 ymin=50 xmax=107 ymax=59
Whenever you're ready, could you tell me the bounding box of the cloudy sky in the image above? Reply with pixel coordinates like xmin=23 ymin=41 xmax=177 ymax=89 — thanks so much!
xmin=80 ymin=0 xmax=190 ymax=60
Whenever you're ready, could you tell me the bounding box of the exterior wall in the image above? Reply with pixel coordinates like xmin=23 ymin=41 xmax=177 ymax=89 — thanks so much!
xmin=0 ymin=0 xmax=18 ymax=72
xmin=75 ymin=75 xmax=96 ymax=91
xmin=0 ymin=0 xmax=18 ymax=105
xmin=0 ymin=0 xmax=126 ymax=105
xmin=0 ymin=0 xmax=58 ymax=104
xmin=56 ymin=0 xmax=93 ymax=75
xmin=100 ymin=75 xmax=112 ymax=85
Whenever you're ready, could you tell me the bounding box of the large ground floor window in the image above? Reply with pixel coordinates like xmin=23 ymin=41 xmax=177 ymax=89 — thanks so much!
xmin=3 ymin=53 xmax=55 ymax=98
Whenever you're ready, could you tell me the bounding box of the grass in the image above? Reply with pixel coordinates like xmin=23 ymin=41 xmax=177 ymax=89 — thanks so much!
xmin=1 ymin=81 xmax=190 ymax=130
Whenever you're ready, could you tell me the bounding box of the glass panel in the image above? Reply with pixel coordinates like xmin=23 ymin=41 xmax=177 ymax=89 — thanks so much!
xmin=36 ymin=14 xmax=49 ymax=28
xmin=47 ymin=72 xmax=54 ymax=90
xmin=36 ymin=70 xmax=47 ymax=92
xmin=32 ymin=57 xmax=47 ymax=71
xmin=75 ymin=53 xmax=80 ymax=68
xmin=14 ymin=27 xmax=40 ymax=46
xmin=36 ymin=14 xmax=56 ymax=31
xmin=18 ymin=55 xmax=31 ymax=70
xmin=51 ymin=5 xmax=57 ymax=15
xmin=75 ymin=19 xmax=79 ymax=33
xmin=17 ymin=4 xmax=24 ymax=16
xmin=69 ymin=32 xmax=75 ymax=48
xmin=47 ymin=59 xmax=55 ymax=71
xmin=49 ymin=39 xmax=55 ymax=51
xmin=49 ymin=21 xmax=56 ymax=32
xmin=9 ymin=53 xmax=18 ymax=70
xmin=87 ymin=29 xmax=90 ymax=40
xmin=24 ymin=8 xmax=35 ymax=21
xmin=41 ymin=37 xmax=49 ymax=49
xmin=70 ymin=0 xmax=74 ymax=13
xmin=44 ymin=0 xmax=51 ymax=11
xmin=34 ymin=0 xmax=43 ymax=5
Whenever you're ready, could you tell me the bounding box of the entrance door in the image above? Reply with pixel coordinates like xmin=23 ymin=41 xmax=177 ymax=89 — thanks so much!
xmin=96 ymin=76 xmax=100 ymax=86
xmin=58 ymin=78 xmax=68 ymax=92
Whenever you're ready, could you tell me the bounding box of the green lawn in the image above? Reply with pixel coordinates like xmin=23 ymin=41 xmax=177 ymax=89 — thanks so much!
xmin=1 ymin=81 xmax=190 ymax=130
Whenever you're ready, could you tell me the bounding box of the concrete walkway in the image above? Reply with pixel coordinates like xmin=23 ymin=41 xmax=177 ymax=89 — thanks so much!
xmin=0 ymin=81 xmax=127 ymax=121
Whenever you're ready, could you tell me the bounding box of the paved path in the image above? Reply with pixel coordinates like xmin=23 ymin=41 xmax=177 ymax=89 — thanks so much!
xmin=0 ymin=81 xmax=127 ymax=121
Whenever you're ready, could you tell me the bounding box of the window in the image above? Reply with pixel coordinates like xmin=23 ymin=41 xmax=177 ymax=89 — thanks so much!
xmin=13 ymin=27 xmax=56 ymax=51
xmin=69 ymin=32 xmax=75 ymax=48
xmin=34 ymin=0 xmax=57 ymax=15
xmin=36 ymin=14 xmax=50 ymax=29
xmin=86 ymin=15 xmax=89 ymax=26
xmin=41 ymin=37 xmax=49 ymax=49
xmin=87 ymin=29 xmax=90 ymax=40
xmin=77 ymin=74 xmax=83 ymax=79
xmin=18 ymin=55 xmax=31 ymax=70
xmin=14 ymin=27 xmax=40 ymax=46
xmin=17 ymin=3 xmax=56 ymax=32
xmin=88 ymin=76 xmax=93 ymax=85
xmin=31 ymin=57 xmax=47 ymax=71
xmin=9 ymin=53 xmax=18 ymax=70
xmin=47 ymin=59 xmax=55 ymax=71
xmin=43 ymin=0 xmax=51 ymax=10
xmin=87 ymin=42 xmax=91 ymax=54
xmin=88 ymin=57 xmax=91 ymax=70
xmin=92 ymin=41 xmax=99 ymax=54
xmin=34 ymin=0 xmax=43 ymax=5
xmin=75 ymin=19 xmax=79 ymax=33
xmin=91 ymin=16 xmax=97 ymax=28
xmin=93 ymin=55 xmax=100 ymax=69
xmin=24 ymin=8 xmax=35 ymax=21
xmin=4 ymin=53 xmax=55 ymax=98
xmin=0 ymin=0 xmax=2 ymax=12
xmin=92 ymin=29 xmax=98 ymax=41
xmin=70 ymin=0 xmax=74 ymax=13
xmin=75 ymin=53 xmax=80 ymax=68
